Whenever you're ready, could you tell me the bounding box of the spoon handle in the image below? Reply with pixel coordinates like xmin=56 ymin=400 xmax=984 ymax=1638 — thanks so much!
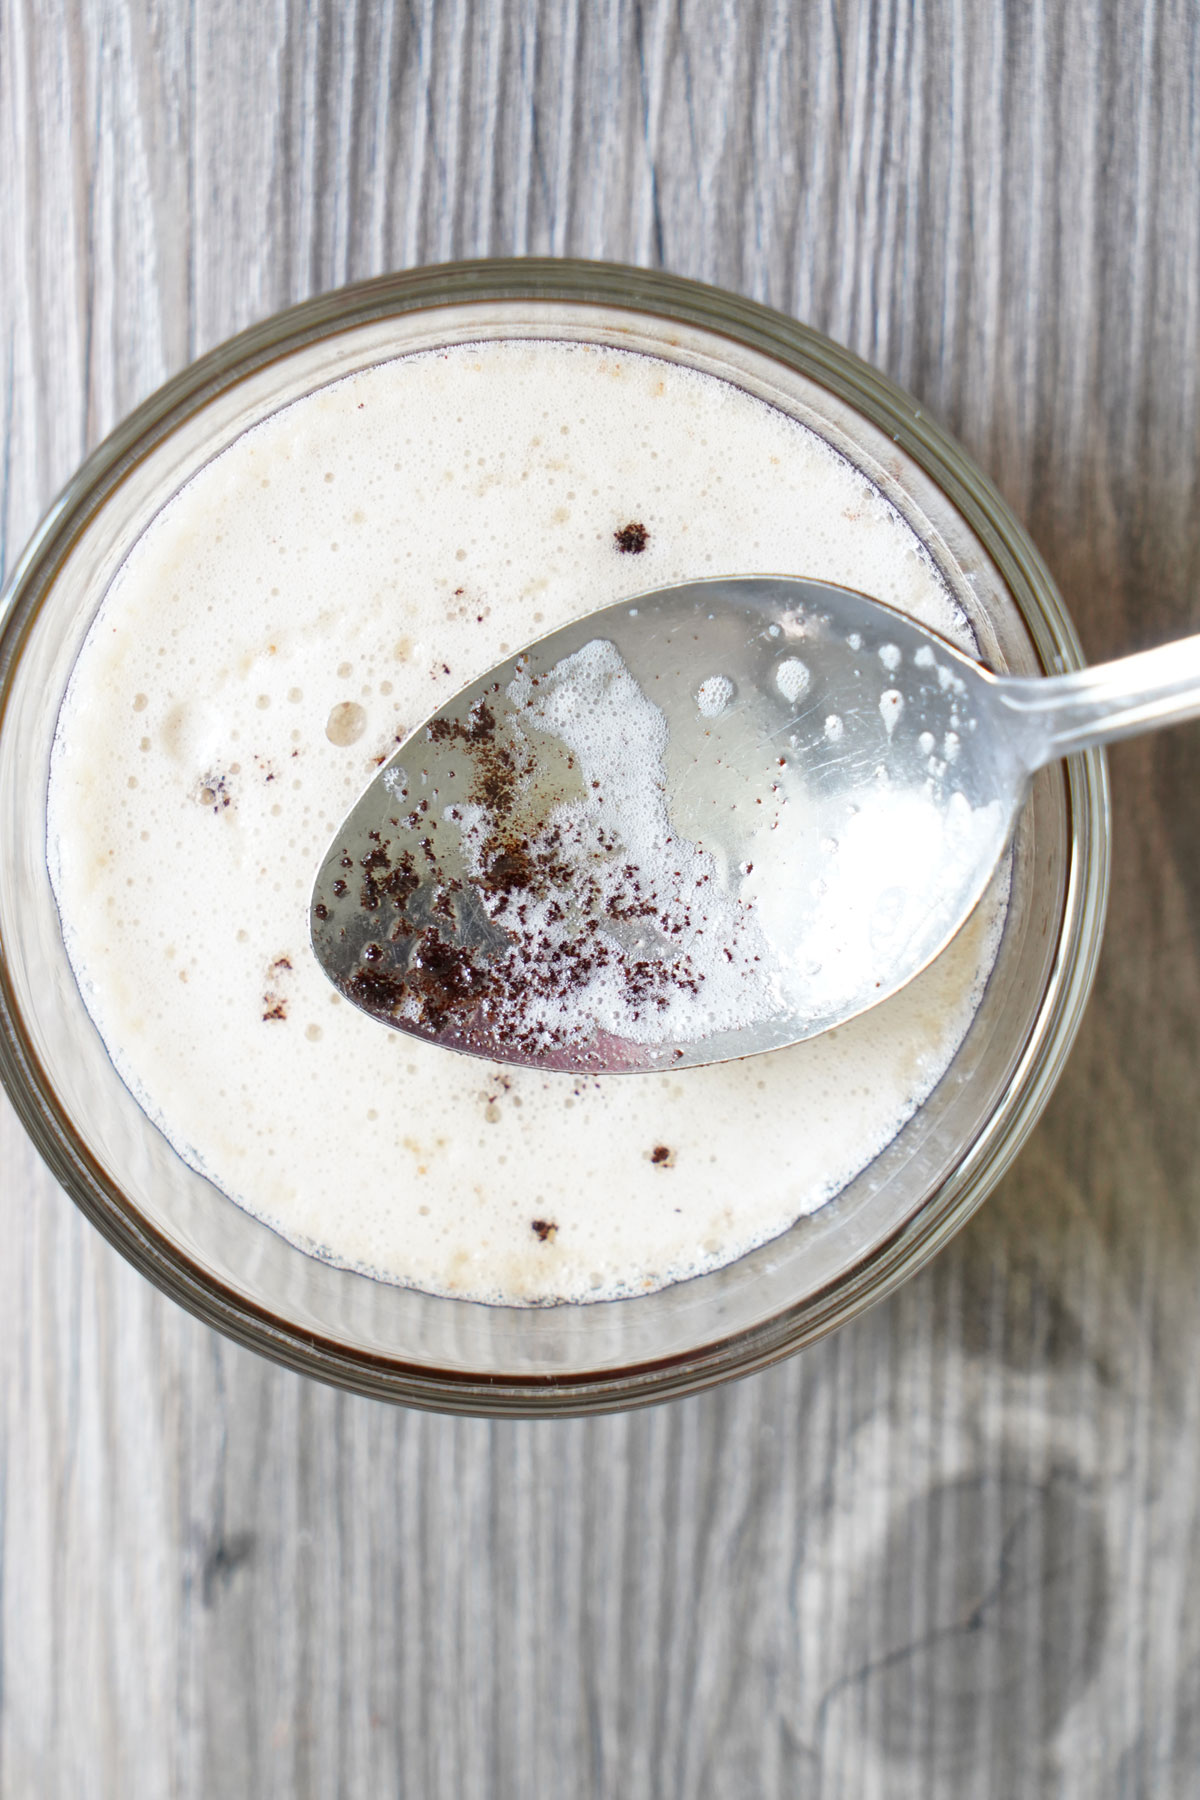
xmin=991 ymin=635 xmax=1200 ymax=770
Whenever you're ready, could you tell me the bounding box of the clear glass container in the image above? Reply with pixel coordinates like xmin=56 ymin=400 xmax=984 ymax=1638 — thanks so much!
xmin=0 ymin=262 xmax=1109 ymax=1415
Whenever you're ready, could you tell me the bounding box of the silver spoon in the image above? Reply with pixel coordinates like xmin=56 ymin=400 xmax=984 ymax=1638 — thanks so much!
xmin=310 ymin=576 xmax=1200 ymax=1073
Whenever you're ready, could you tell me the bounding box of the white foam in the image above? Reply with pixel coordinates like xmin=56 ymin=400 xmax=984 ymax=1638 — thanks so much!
xmin=447 ymin=639 xmax=779 ymax=1050
xmin=47 ymin=338 xmax=1005 ymax=1305
xmin=775 ymin=658 xmax=811 ymax=705
xmin=696 ymin=673 xmax=736 ymax=717
xmin=779 ymin=787 xmax=1005 ymax=1017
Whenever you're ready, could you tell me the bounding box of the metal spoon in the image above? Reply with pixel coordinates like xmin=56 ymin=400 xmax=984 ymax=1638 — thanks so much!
xmin=310 ymin=576 xmax=1200 ymax=1073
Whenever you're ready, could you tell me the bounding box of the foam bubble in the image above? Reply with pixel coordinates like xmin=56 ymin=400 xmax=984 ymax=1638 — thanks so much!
xmin=775 ymin=658 xmax=811 ymax=705
xmin=696 ymin=674 xmax=735 ymax=717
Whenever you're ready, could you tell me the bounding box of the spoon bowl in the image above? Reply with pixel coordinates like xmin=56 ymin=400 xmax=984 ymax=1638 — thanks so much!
xmin=310 ymin=576 xmax=1200 ymax=1072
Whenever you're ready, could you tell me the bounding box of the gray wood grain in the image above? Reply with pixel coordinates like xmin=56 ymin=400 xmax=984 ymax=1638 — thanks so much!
xmin=3 ymin=0 xmax=1200 ymax=1792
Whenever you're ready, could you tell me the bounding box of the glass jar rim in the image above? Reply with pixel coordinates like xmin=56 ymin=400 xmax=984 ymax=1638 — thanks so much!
xmin=0 ymin=260 xmax=1110 ymax=1414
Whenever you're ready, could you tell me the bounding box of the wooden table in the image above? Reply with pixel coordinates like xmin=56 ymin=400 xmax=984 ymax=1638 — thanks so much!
xmin=3 ymin=2 xmax=1199 ymax=1792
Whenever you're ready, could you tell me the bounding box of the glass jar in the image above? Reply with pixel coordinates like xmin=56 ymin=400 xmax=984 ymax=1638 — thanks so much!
xmin=0 ymin=262 xmax=1109 ymax=1414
